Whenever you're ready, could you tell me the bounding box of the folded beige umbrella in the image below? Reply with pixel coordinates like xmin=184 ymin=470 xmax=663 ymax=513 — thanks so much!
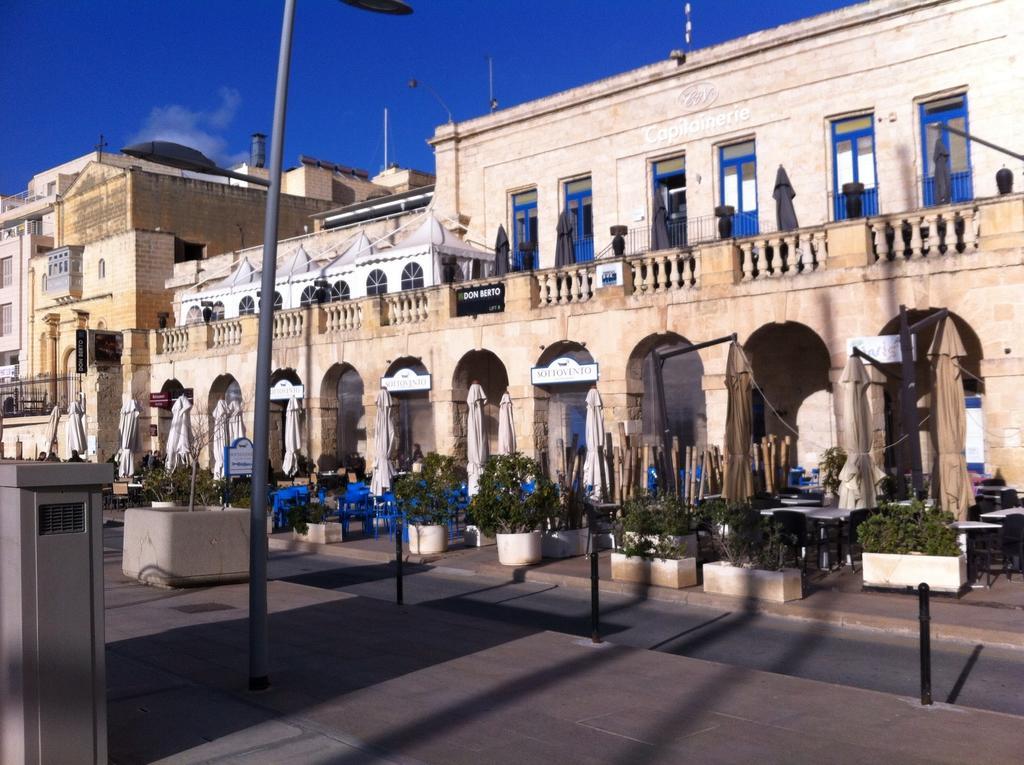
xmin=929 ymin=317 xmax=972 ymax=520
xmin=722 ymin=342 xmax=754 ymax=502
xmin=371 ymin=388 xmax=395 ymax=496
xmin=466 ymin=383 xmax=488 ymax=496
xmin=497 ymin=392 xmax=516 ymax=455
xmin=837 ymin=356 xmax=885 ymax=510
xmin=583 ymin=387 xmax=605 ymax=500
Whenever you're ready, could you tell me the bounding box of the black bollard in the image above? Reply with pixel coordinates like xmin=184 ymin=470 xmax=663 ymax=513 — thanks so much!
xmin=590 ymin=548 xmax=601 ymax=644
xmin=918 ymin=582 xmax=931 ymax=705
xmin=395 ymin=516 xmax=404 ymax=606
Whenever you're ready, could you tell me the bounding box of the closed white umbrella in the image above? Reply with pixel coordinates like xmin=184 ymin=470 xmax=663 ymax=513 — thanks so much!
xmin=117 ymin=397 xmax=140 ymax=479
xmin=498 ymin=392 xmax=516 ymax=455
xmin=837 ymin=356 xmax=885 ymax=510
xmin=371 ymin=388 xmax=395 ymax=496
xmin=66 ymin=393 xmax=87 ymax=457
xmin=281 ymin=394 xmax=302 ymax=477
xmin=584 ymin=387 xmax=605 ymax=499
xmin=211 ymin=399 xmax=230 ymax=477
xmin=227 ymin=399 xmax=246 ymax=442
xmin=466 ymin=383 xmax=488 ymax=496
xmin=165 ymin=394 xmax=194 ymax=471
xmin=43 ymin=404 xmax=60 ymax=457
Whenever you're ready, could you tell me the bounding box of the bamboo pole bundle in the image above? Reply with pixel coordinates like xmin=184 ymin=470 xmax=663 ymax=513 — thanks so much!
xmin=688 ymin=447 xmax=697 ymax=505
xmin=672 ymin=437 xmax=681 ymax=498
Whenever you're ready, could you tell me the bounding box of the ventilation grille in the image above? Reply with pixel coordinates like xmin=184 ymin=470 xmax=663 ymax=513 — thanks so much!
xmin=39 ymin=502 xmax=86 ymax=535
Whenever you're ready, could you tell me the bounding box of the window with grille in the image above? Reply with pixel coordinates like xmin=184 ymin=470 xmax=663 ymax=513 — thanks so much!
xmin=1 ymin=257 xmax=11 ymax=287
xmin=400 ymin=263 xmax=424 ymax=290
xmin=300 ymin=285 xmax=318 ymax=306
xmin=366 ymin=269 xmax=388 ymax=296
xmin=239 ymin=295 xmax=255 ymax=315
xmin=0 ymin=304 xmax=10 ymax=336
xmin=331 ymin=280 xmax=350 ymax=301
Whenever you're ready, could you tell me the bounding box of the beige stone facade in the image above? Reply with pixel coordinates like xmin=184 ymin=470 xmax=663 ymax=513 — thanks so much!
xmin=4 ymin=0 xmax=1022 ymax=490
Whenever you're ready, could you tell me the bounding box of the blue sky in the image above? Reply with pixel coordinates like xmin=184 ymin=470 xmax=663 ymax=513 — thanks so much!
xmin=1 ymin=0 xmax=860 ymax=191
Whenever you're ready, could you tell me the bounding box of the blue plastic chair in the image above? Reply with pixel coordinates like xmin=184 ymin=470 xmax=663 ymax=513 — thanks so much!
xmin=373 ymin=492 xmax=402 ymax=540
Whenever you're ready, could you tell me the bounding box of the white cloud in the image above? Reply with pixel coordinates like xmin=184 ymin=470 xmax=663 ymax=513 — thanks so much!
xmin=129 ymin=87 xmax=248 ymax=167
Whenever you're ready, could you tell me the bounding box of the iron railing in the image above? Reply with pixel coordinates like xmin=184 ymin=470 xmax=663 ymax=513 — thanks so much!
xmin=829 ymin=186 xmax=881 ymax=221
xmin=0 ymin=375 xmax=81 ymax=418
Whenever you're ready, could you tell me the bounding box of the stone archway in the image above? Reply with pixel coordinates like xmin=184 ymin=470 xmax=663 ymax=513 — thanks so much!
xmin=384 ymin=357 xmax=435 ymax=468
xmin=533 ymin=341 xmax=595 ymax=479
xmin=451 ymin=349 xmax=510 ymax=462
xmin=156 ymin=378 xmax=186 ymax=458
xmin=319 ymin=363 xmax=366 ymax=472
xmin=207 ymin=374 xmax=243 ymax=469
xmin=269 ymin=368 xmax=303 ymax=473
xmin=744 ymin=322 xmax=833 ymax=469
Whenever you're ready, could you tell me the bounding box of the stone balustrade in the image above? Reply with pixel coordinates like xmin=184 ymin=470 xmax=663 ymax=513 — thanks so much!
xmin=210 ymin=319 xmax=242 ymax=348
xmin=323 ymin=301 xmax=362 ymax=333
xmin=385 ymin=290 xmax=430 ymax=325
xmin=869 ymin=202 xmax=979 ymax=263
xmin=157 ymin=327 xmax=189 ymax=355
xmin=737 ymin=228 xmax=827 ymax=281
xmin=273 ymin=308 xmax=305 ymax=340
xmin=538 ymin=264 xmax=595 ymax=306
xmin=629 ymin=250 xmax=699 ymax=295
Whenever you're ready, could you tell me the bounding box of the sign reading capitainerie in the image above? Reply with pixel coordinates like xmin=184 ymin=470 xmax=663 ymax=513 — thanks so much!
xmin=382 ymin=367 xmax=432 ymax=392
xmin=455 ymin=283 xmax=505 ymax=317
xmin=531 ymin=356 xmax=599 ymax=386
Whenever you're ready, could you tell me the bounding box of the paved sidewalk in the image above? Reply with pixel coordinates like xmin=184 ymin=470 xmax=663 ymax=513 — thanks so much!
xmin=269 ymin=533 xmax=1024 ymax=650
xmin=106 ymin=547 xmax=1024 ymax=764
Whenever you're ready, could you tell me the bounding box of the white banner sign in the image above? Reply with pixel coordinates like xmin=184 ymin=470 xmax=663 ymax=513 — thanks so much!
xmin=226 ymin=437 xmax=254 ymax=476
xmin=382 ymin=368 xmax=431 ymax=392
xmin=595 ymin=261 xmax=624 ymax=289
xmin=531 ymin=357 xmax=599 ymax=386
xmin=965 ymin=396 xmax=984 ymax=470
xmin=846 ymin=335 xmax=916 ymax=365
xmin=270 ymin=379 xmax=304 ymax=401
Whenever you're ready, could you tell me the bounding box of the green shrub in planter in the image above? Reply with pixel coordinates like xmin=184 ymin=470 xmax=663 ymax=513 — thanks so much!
xmin=698 ymin=498 xmax=787 ymax=571
xmin=621 ymin=493 xmax=694 ymax=560
xmin=393 ymin=453 xmax=461 ymax=526
xmin=859 ymin=500 xmax=960 ymax=557
xmin=818 ymin=446 xmax=847 ymax=495
xmin=287 ymin=503 xmax=331 ymax=535
xmin=470 ymin=453 xmax=558 ymax=535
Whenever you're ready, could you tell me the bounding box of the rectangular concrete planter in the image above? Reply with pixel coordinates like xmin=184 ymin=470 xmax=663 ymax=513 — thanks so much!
xmin=293 ymin=521 xmax=342 ymax=545
xmin=464 ymin=524 xmax=496 ymax=547
xmin=862 ymin=552 xmax=967 ymax=594
xmin=611 ymin=553 xmax=697 ymax=589
xmin=623 ymin=532 xmax=698 ymax=560
xmin=122 ymin=507 xmax=250 ymax=588
xmin=702 ymin=561 xmax=803 ymax=603
xmin=542 ymin=528 xmax=588 ymax=558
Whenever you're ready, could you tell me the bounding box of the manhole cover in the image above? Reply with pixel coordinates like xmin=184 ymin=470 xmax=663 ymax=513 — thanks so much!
xmin=171 ymin=602 xmax=236 ymax=614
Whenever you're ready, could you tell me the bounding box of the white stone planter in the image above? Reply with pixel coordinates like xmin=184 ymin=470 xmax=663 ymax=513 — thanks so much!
xmin=623 ymin=532 xmax=698 ymax=560
xmin=267 ymin=515 xmax=274 ymax=536
xmin=150 ymin=500 xmax=177 ymax=508
xmin=542 ymin=528 xmax=588 ymax=558
xmin=611 ymin=553 xmax=697 ymax=589
xmin=496 ymin=531 xmax=542 ymax=566
xmin=293 ymin=521 xmax=342 ymax=545
xmin=409 ymin=524 xmax=449 ymax=555
xmin=862 ymin=552 xmax=967 ymax=594
xmin=702 ymin=561 xmax=803 ymax=603
xmin=122 ymin=506 xmax=250 ymax=588
xmin=465 ymin=524 xmax=496 ymax=547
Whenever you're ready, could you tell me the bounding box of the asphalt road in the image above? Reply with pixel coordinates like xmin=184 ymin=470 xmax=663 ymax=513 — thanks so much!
xmin=265 ymin=546 xmax=1024 ymax=718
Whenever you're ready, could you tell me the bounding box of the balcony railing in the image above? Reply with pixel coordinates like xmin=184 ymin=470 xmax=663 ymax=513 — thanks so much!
xmin=737 ymin=228 xmax=827 ymax=281
xmin=0 ymin=375 xmax=80 ymax=418
xmin=870 ymin=202 xmax=979 ymax=263
xmin=0 ymin=189 xmax=48 ymax=213
xmin=44 ymin=272 xmax=83 ymax=297
xmin=921 ymin=171 xmax=974 ymax=208
xmin=830 ymin=186 xmax=880 ymax=221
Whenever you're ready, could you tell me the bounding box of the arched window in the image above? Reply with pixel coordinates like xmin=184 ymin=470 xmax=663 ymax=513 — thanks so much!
xmin=300 ymin=285 xmax=318 ymax=307
xmin=273 ymin=291 xmax=284 ymax=310
xmin=366 ymin=269 xmax=388 ymax=296
xmin=238 ymin=295 xmax=256 ymax=315
xmin=211 ymin=301 xmax=225 ymax=320
xmin=185 ymin=305 xmax=203 ymax=324
xmin=331 ymin=280 xmax=350 ymax=302
xmin=98 ymin=258 xmax=106 ymax=279
xmin=401 ymin=262 xmax=425 ymax=290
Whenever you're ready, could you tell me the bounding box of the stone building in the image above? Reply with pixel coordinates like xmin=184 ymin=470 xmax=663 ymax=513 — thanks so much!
xmin=8 ymin=0 xmax=1024 ymax=486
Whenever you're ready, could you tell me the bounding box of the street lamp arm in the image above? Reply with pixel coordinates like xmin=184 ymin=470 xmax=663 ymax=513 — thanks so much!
xmin=409 ymin=79 xmax=453 ymax=123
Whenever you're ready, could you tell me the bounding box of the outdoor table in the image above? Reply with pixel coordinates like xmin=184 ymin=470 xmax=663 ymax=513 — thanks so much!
xmin=950 ymin=520 xmax=1002 ymax=587
xmin=762 ymin=506 xmax=849 ymax=569
xmin=980 ymin=507 xmax=1024 ymax=521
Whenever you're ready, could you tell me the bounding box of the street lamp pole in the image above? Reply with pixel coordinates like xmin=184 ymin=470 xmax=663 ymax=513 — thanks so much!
xmin=248 ymin=0 xmax=296 ymax=691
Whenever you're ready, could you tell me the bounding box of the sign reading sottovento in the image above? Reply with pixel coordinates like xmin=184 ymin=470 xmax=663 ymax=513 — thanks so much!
xmin=381 ymin=368 xmax=431 ymax=392
xmin=531 ymin=357 xmax=599 ymax=386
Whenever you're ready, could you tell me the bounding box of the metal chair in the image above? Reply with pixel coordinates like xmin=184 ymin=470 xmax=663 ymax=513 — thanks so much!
xmin=772 ymin=510 xmax=810 ymax=571
xmin=1001 ymin=515 xmax=1024 ymax=581
xmin=844 ymin=509 xmax=870 ymax=571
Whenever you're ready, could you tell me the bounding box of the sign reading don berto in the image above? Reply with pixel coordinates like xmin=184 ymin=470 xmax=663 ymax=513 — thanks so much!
xmin=455 ymin=283 xmax=505 ymax=317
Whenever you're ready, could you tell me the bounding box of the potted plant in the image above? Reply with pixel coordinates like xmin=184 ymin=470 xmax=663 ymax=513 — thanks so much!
xmin=612 ymin=494 xmax=698 ymax=588
xmin=699 ymin=499 xmax=803 ymax=602
xmin=142 ymin=466 xmax=178 ymax=507
xmin=393 ymin=453 xmax=460 ymax=555
xmin=471 ymin=453 xmax=557 ymax=566
xmin=289 ymin=502 xmax=342 ymax=545
xmin=541 ymin=469 xmax=589 ymax=559
xmin=818 ymin=446 xmax=847 ymax=505
xmin=859 ymin=500 xmax=966 ymax=593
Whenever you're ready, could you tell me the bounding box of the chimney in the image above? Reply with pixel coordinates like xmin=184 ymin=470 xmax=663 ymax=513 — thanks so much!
xmin=250 ymin=133 xmax=267 ymax=168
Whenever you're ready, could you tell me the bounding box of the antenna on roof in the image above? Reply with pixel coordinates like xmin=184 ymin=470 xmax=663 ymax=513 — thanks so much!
xmin=487 ymin=55 xmax=498 ymax=112
xmin=384 ymin=107 xmax=389 ymax=170
xmin=95 ymin=133 xmax=108 ymax=161
xmin=685 ymin=3 xmax=692 ymax=49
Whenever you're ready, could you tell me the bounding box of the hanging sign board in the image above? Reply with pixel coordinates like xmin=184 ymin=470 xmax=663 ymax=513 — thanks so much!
xmin=381 ymin=367 xmax=431 ymax=392
xmin=595 ymin=261 xmax=624 ymax=289
xmin=225 ymin=437 xmax=254 ymax=477
xmin=91 ymin=330 xmax=123 ymax=366
xmin=269 ymin=379 xmax=304 ymax=401
xmin=846 ymin=335 xmax=915 ymax=365
xmin=148 ymin=388 xmax=193 ymax=410
xmin=531 ymin=356 xmax=599 ymax=386
xmin=964 ymin=396 xmax=984 ymax=473
xmin=75 ymin=329 xmax=88 ymax=374
xmin=455 ymin=283 xmax=505 ymax=317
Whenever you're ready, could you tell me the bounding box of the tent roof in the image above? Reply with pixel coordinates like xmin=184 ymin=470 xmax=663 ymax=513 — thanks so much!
xmin=218 ymin=257 xmax=258 ymax=288
xmin=324 ymin=232 xmax=374 ymax=273
xmin=279 ymin=244 xmax=315 ymax=278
